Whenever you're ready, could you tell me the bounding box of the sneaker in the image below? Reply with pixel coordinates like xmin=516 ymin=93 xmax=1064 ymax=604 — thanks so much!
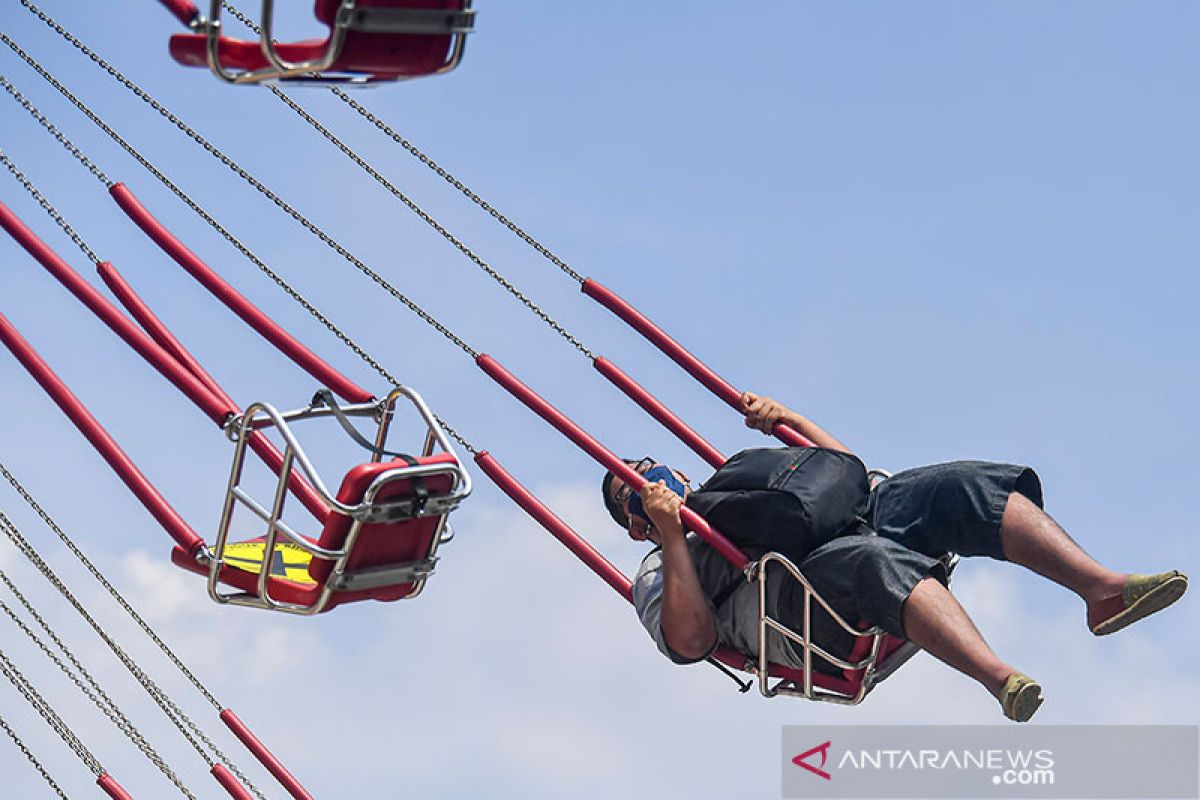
xmin=1089 ymin=571 xmax=1189 ymax=636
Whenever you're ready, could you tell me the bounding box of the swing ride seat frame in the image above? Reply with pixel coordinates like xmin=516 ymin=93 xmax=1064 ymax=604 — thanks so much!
xmin=707 ymin=550 xmax=958 ymax=704
xmin=177 ymin=385 xmax=471 ymax=615
xmin=169 ymin=0 xmax=475 ymax=85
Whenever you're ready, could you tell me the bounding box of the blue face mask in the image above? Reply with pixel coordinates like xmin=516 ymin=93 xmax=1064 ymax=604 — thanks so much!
xmin=626 ymin=465 xmax=687 ymax=523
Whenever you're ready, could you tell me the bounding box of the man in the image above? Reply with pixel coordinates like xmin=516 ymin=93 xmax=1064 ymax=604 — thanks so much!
xmin=602 ymin=392 xmax=1188 ymax=721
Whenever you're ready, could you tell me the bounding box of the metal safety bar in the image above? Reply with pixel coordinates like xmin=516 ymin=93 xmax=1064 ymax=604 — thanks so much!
xmin=198 ymin=0 xmax=474 ymax=85
xmin=208 ymin=386 xmax=471 ymax=614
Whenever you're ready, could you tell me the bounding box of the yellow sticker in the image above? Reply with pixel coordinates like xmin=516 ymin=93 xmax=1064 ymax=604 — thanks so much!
xmin=222 ymin=539 xmax=317 ymax=585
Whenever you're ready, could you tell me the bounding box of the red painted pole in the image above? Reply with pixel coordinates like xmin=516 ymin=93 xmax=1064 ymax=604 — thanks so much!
xmin=157 ymin=0 xmax=200 ymax=27
xmin=0 ymin=313 xmax=204 ymax=554
xmin=475 ymin=452 xmax=633 ymax=602
xmin=220 ymin=710 xmax=314 ymax=800
xmin=581 ymin=278 xmax=814 ymax=448
xmin=475 ymin=354 xmax=748 ymax=570
xmin=97 ymin=262 xmax=329 ymax=522
xmin=0 ymin=202 xmax=232 ymax=427
xmin=592 ymin=357 xmax=726 ymax=469
xmin=211 ymin=764 xmax=255 ymax=800
xmin=96 ymin=774 xmax=134 ymax=800
xmin=110 ymin=184 xmax=373 ymax=404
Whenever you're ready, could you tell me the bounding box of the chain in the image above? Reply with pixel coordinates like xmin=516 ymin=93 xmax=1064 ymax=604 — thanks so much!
xmin=0 ymin=23 xmax=477 ymax=453
xmin=0 ymin=712 xmax=70 ymax=800
xmin=0 ymin=72 xmax=112 ymax=188
xmin=265 ymin=83 xmax=596 ymax=359
xmin=0 ymin=511 xmax=267 ymax=800
xmin=0 ymin=646 xmax=103 ymax=775
xmin=220 ymin=1 xmax=587 ymax=286
xmin=0 ymin=462 xmax=222 ymax=709
xmin=0 ymin=573 xmax=196 ymax=799
xmin=9 ymin=7 xmax=478 ymax=355
xmin=0 ymin=146 xmax=101 ymax=264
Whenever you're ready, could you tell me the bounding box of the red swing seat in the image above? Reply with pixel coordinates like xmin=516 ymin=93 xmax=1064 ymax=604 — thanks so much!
xmin=168 ymin=0 xmax=474 ymax=84
xmin=172 ymin=452 xmax=463 ymax=612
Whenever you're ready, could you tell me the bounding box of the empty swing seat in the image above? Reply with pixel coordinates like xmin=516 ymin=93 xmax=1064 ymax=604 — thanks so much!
xmin=169 ymin=0 xmax=475 ymax=84
xmin=171 ymin=451 xmax=466 ymax=613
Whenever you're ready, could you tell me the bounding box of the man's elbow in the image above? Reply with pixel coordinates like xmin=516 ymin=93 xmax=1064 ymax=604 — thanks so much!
xmin=665 ymin=631 xmax=718 ymax=662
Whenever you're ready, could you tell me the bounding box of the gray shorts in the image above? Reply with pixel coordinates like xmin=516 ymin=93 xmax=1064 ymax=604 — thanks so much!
xmin=781 ymin=461 xmax=1043 ymax=674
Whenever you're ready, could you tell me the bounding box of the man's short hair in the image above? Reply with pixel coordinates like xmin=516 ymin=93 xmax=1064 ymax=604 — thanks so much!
xmin=601 ymin=468 xmax=630 ymax=530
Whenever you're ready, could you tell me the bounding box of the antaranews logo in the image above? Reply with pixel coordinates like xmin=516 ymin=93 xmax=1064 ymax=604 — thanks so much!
xmin=791 ymin=741 xmax=832 ymax=781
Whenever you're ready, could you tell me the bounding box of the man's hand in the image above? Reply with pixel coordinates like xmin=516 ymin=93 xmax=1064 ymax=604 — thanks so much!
xmin=741 ymin=391 xmax=796 ymax=435
xmin=640 ymin=480 xmax=684 ymax=539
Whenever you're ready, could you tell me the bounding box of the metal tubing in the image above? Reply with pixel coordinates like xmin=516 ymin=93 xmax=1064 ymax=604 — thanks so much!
xmin=97 ymin=260 xmax=224 ymax=400
xmin=0 ymin=202 xmax=232 ymax=426
xmin=97 ymin=261 xmax=330 ymax=522
xmin=220 ymin=709 xmax=314 ymax=800
xmin=0 ymin=313 xmax=204 ymax=553
xmin=475 ymin=451 xmax=633 ymax=602
xmin=108 ymin=183 xmax=373 ymax=404
xmin=581 ymin=279 xmax=814 ymax=448
xmin=592 ymin=356 xmax=726 ymax=469
xmin=158 ymin=0 xmax=200 ymax=28
xmin=96 ymin=774 xmax=134 ymax=800
xmin=211 ymin=764 xmax=255 ymax=800
xmin=475 ymin=354 xmax=748 ymax=569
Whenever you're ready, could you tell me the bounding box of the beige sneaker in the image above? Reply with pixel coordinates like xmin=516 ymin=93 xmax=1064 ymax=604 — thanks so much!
xmin=1000 ymin=673 xmax=1043 ymax=722
xmin=1089 ymin=571 xmax=1188 ymax=636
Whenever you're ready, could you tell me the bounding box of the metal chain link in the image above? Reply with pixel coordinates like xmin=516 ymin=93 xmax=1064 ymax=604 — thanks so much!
xmin=0 ymin=72 xmax=112 ymax=188
xmin=265 ymin=83 xmax=596 ymax=359
xmin=0 ymin=23 xmax=477 ymax=453
xmin=0 ymin=575 xmax=196 ymax=800
xmin=220 ymin=1 xmax=587 ymax=286
xmin=0 ymin=146 xmax=101 ymax=265
xmin=9 ymin=7 xmax=478 ymax=358
xmin=0 ymin=511 xmax=268 ymax=800
xmin=0 ymin=712 xmax=70 ymax=800
xmin=0 ymin=646 xmax=103 ymax=775
xmin=0 ymin=461 xmax=222 ymax=711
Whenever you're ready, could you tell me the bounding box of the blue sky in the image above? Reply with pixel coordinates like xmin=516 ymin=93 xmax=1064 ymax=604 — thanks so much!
xmin=0 ymin=2 xmax=1196 ymax=797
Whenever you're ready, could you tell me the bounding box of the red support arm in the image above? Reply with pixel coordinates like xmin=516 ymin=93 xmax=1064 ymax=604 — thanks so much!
xmin=0 ymin=313 xmax=204 ymax=554
xmin=475 ymin=354 xmax=748 ymax=570
xmin=97 ymin=262 xmax=329 ymax=522
xmin=211 ymin=764 xmax=255 ymax=800
xmin=109 ymin=184 xmax=373 ymax=405
xmin=220 ymin=710 xmax=314 ymax=800
xmin=581 ymin=278 xmax=814 ymax=448
xmin=475 ymin=451 xmax=633 ymax=602
xmin=592 ymin=357 xmax=726 ymax=469
xmin=157 ymin=0 xmax=200 ymax=28
xmin=97 ymin=774 xmax=134 ymax=800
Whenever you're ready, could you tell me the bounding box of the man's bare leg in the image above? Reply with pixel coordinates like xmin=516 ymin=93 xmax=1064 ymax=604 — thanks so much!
xmin=902 ymin=576 xmax=1018 ymax=700
xmin=998 ymin=493 xmax=1128 ymax=613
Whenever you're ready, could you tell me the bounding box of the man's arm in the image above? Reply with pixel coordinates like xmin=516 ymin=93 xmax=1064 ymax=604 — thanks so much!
xmin=741 ymin=391 xmax=853 ymax=455
xmin=642 ymin=482 xmax=718 ymax=661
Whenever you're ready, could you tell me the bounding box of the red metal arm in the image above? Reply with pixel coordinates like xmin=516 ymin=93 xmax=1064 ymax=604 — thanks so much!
xmin=96 ymin=774 xmax=134 ymax=800
xmin=592 ymin=357 xmax=725 ymax=469
xmin=220 ymin=710 xmax=314 ymax=800
xmin=475 ymin=451 xmax=633 ymax=602
xmin=157 ymin=0 xmax=200 ymax=28
xmin=109 ymin=184 xmax=373 ymax=405
xmin=475 ymin=354 xmax=748 ymax=570
xmin=211 ymin=764 xmax=255 ymax=800
xmin=97 ymin=262 xmax=329 ymax=522
xmin=0 ymin=313 xmax=204 ymax=554
xmin=581 ymin=278 xmax=814 ymax=448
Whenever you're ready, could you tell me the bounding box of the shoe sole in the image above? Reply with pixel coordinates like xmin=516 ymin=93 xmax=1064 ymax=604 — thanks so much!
xmin=1008 ymin=682 xmax=1043 ymax=723
xmin=1091 ymin=575 xmax=1188 ymax=636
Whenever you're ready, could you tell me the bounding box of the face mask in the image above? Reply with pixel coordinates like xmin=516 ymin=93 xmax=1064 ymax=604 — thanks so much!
xmin=626 ymin=465 xmax=687 ymax=522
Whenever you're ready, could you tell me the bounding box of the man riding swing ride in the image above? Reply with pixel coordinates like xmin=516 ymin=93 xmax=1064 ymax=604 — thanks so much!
xmin=601 ymin=392 xmax=1188 ymax=722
